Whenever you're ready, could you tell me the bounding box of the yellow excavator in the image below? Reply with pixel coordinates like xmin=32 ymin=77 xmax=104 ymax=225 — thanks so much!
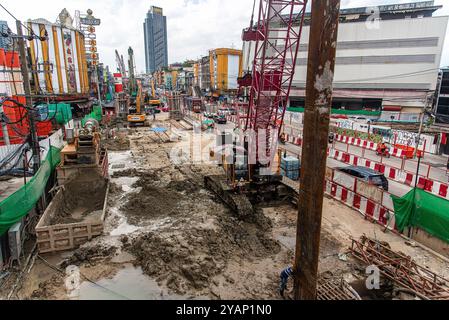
xmin=149 ymin=79 xmax=162 ymax=109
xmin=127 ymin=79 xmax=146 ymax=126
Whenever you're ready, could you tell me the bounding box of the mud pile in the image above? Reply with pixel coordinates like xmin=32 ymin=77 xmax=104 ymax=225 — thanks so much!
xmin=128 ymin=213 xmax=281 ymax=295
xmin=60 ymin=245 xmax=118 ymax=268
xmin=102 ymin=137 xmax=130 ymax=151
xmin=50 ymin=176 xmax=107 ymax=225
xmin=120 ymin=185 xmax=185 ymax=223
xmin=118 ymin=169 xmax=203 ymax=223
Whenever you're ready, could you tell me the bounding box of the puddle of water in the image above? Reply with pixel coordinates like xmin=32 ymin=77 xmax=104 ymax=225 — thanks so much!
xmin=110 ymin=219 xmax=141 ymax=236
xmin=108 ymin=151 xmax=135 ymax=172
xmin=77 ymin=265 xmax=194 ymax=300
xmin=110 ymin=251 xmax=135 ymax=263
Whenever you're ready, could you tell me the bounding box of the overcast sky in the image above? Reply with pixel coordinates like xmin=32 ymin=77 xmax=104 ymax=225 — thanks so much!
xmin=1 ymin=0 xmax=449 ymax=73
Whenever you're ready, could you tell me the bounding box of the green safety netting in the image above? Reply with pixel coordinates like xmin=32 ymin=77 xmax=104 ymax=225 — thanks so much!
xmin=81 ymin=105 xmax=102 ymax=126
xmin=392 ymin=188 xmax=449 ymax=243
xmin=0 ymin=146 xmax=61 ymax=235
xmin=288 ymin=107 xmax=381 ymax=116
xmin=48 ymin=103 xmax=73 ymax=124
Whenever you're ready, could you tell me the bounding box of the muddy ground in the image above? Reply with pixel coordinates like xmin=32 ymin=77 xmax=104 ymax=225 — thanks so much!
xmin=6 ymin=113 xmax=449 ymax=300
xmin=49 ymin=175 xmax=107 ymax=225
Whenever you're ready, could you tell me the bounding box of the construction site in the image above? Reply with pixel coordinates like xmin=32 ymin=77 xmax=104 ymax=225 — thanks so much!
xmin=2 ymin=0 xmax=449 ymax=303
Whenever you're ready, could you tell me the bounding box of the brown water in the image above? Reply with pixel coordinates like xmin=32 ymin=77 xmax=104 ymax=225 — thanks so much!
xmin=78 ymin=265 xmax=202 ymax=300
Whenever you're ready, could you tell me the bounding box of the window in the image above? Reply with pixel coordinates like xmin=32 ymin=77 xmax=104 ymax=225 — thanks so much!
xmin=370 ymin=176 xmax=384 ymax=185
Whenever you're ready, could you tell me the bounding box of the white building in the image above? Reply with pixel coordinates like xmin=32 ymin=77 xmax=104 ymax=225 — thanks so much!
xmin=242 ymin=1 xmax=448 ymax=118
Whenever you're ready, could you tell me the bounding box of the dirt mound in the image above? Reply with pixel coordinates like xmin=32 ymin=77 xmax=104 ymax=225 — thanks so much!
xmin=50 ymin=177 xmax=107 ymax=225
xmin=121 ymin=185 xmax=185 ymax=223
xmin=166 ymin=179 xmax=200 ymax=194
xmin=128 ymin=213 xmax=281 ymax=296
xmin=60 ymin=245 xmax=118 ymax=268
xmin=30 ymin=274 xmax=64 ymax=299
xmin=102 ymin=137 xmax=130 ymax=151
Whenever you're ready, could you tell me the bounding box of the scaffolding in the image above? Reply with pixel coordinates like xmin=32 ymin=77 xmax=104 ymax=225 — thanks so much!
xmin=167 ymin=91 xmax=183 ymax=121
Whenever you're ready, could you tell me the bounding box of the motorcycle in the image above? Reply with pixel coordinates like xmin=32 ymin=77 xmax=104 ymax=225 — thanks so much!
xmin=376 ymin=146 xmax=391 ymax=158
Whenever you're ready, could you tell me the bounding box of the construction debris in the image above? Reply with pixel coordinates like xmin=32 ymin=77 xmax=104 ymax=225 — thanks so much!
xmin=350 ymin=235 xmax=449 ymax=300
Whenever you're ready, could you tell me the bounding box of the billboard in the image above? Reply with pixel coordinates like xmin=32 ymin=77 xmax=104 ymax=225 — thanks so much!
xmin=80 ymin=17 xmax=101 ymax=26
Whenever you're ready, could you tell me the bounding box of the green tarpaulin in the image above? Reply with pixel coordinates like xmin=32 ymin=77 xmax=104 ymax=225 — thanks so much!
xmin=48 ymin=103 xmax=72 ymax=124
xmin=81 ymin=105 xmax=103 ymax=126
xmin=0 ymin=146 xmax=61 ymax=235
xmin=392 ymin=188 xmax=449 ymax=243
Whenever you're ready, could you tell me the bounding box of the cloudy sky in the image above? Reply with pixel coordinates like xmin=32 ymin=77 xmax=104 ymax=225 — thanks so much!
xmin=1 ymin=0 xmax=449 ymax=73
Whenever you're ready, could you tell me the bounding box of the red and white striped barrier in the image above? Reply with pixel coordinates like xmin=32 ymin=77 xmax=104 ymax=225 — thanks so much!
xmin=390 ymin=148 xmax=407 ymax=158
xmin=334 ymin=134 xmax=414 ymax=160
xmin=325 ymin=179 xmax=396 ymax=231
xmin=328 ymin=148 xmax=449 ymax=200
xmin=334 ymin=134 xmax=378 ymax=151
xmin=284 ymin=133 xmax=302 ymax=146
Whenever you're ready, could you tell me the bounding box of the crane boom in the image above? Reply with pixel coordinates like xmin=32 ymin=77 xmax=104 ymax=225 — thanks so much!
xmin=245 ymin=0 xmax=308 ymax=167
xmin=115 ymin=49 xmax=126 ymax=77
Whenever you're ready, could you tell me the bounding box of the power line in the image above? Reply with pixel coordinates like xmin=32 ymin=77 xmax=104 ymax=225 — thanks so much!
xmin=0 ymin=3 xmax=34 ymax=35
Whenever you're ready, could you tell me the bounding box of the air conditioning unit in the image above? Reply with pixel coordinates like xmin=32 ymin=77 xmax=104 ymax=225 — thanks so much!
xmin=8 ymin=221 xmax=24 ymax=264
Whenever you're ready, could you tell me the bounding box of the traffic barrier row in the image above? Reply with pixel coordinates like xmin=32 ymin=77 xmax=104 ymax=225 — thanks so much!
xmin=334 ymin=134 xmax=411 ymax=159
xmin=284 ymin=133 xmax=302 ymax=146
xmin=335 ymin=134 xmax=377 ymax=151
xmin=328 ymin=148 xmax=449 ymax=200
xmin=324 ymin=168 xmax=397 ymax=232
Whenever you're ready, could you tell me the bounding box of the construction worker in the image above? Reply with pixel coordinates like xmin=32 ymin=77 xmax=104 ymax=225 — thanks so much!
xmin=279 ymin=265 xmax=294 ymax=298
xmin=151 ymin=107 xmax=156 ymax=121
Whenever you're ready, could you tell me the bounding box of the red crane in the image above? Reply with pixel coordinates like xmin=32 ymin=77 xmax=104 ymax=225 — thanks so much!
xmin=205 ymin=0 xmax=309 ymax=217
xmin=243 ymin=0 xmax=308 ymax=169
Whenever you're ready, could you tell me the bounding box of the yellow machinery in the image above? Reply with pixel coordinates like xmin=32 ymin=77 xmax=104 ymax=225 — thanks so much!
xmin=127 ymin=80 xmax=146 ymax=126
xmin=149 ymin=79 xmax=162 ymax=108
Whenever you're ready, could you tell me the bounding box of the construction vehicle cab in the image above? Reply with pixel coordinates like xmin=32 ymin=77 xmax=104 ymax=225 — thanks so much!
xmin=127 ymin=79 xmax=146 ymax=126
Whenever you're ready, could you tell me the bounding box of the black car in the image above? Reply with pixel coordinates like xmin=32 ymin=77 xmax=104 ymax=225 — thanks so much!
xmin=337 ymin=166 xmax=389 ymax=191
xmin=214 ymin=114 xmax=227 ymax=124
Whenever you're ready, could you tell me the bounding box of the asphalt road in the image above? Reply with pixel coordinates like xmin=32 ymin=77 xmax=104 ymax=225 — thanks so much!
xmin=282 ymin=142 xmax=411 ymax=197
xmin=333 ymin=141 xmax=448 ymax=184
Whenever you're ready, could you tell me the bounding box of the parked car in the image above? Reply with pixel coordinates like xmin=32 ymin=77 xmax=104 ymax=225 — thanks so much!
xmin=157 ymin=104 xmax=169 ymax=112
xmin=214 ymin=114 xmax=227 ymax=124
xmin=337 ymin=166 xmax=389 ymax=191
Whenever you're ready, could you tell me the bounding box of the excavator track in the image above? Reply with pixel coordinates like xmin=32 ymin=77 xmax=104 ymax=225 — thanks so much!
xmin=204 ymin=175 xmax=253 ymax=218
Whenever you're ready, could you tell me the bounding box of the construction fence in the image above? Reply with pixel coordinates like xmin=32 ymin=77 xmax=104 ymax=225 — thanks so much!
xmin=0 ymin=146 xmax=61 ymax=235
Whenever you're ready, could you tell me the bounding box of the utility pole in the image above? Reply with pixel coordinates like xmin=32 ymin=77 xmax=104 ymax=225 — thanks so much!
xmin=294 ymin=0 xmax=341 ymax=300
xmin=16 ymin=20 xmax=40 ymax=173
xmin=414 ymin=93 xmax=432 ymax=158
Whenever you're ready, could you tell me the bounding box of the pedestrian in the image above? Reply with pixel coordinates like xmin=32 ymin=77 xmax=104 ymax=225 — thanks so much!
xmin=279 ymin=265 xmax=294 ymax=298
xmin=152 ymin=108 xmax=156 ymax=121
